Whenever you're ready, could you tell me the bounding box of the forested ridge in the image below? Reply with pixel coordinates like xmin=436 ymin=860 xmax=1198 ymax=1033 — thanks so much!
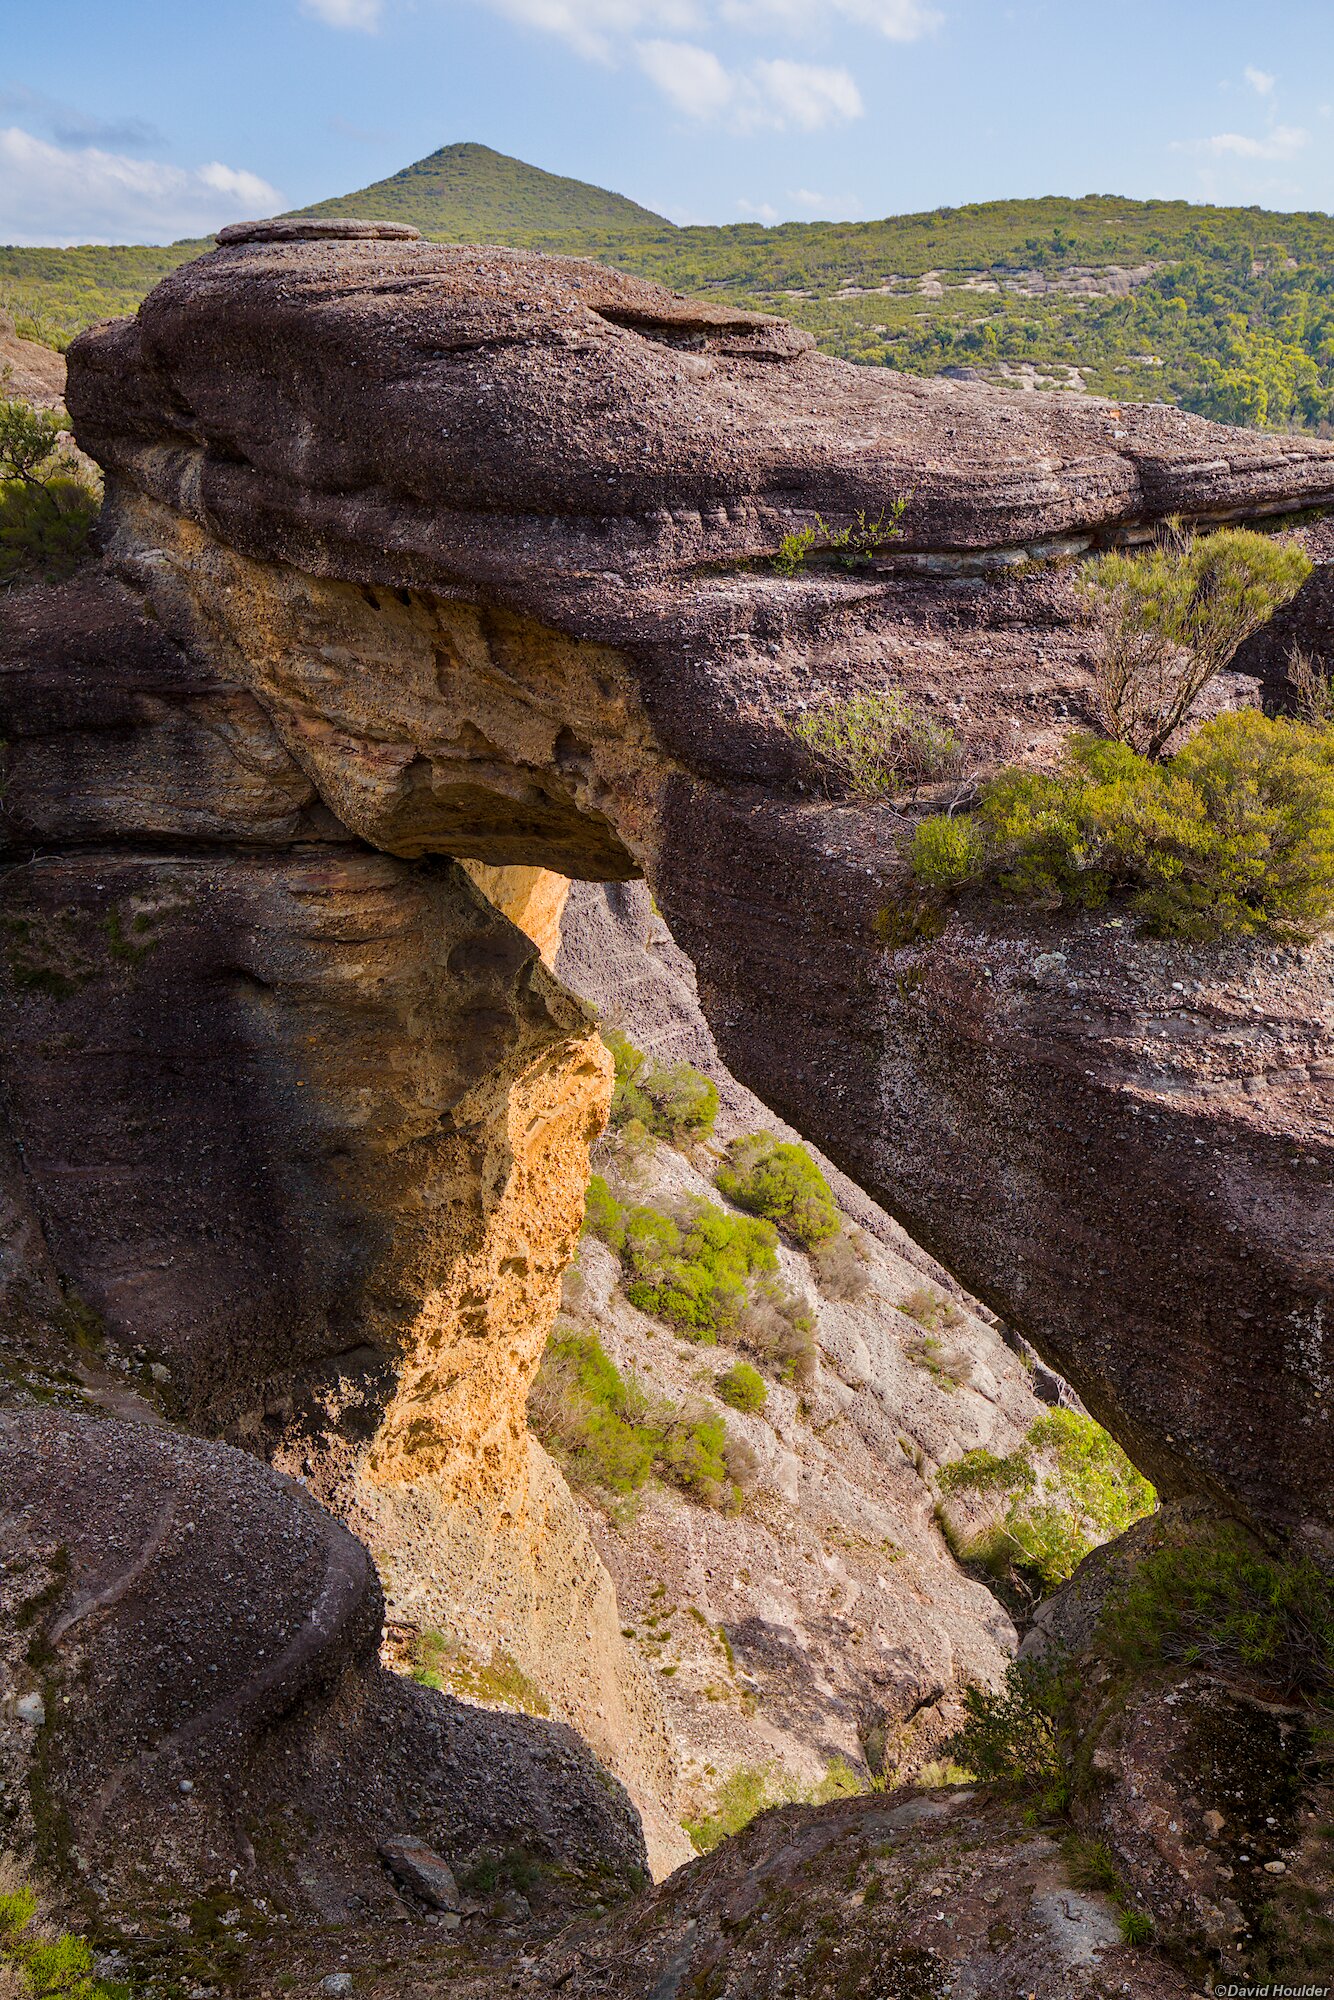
xmin=5 ymin=154 xmax=1334 ymax=432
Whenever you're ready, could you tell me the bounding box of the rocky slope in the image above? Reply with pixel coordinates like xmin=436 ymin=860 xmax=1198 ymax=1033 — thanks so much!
xmin=66 ymin=221 xmax=1334 ymax=1536
xmin=550 ymin=879 xmax=1137 ymax=1830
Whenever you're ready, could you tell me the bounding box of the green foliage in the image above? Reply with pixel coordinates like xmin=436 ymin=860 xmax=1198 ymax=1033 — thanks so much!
xmin=940 ymin=1411 xmax=1155 ymax=1600
xmin=528 ymin=1330 xmax=753 ymax=1511
xmin=1103 ymin=1522 xmax=1334 ymax=1700
xmin=771 ymin=526 xmax=817 ymax=577
xmin=945 ymin=1655 xmax=1076 ymax=1811
xmin=604 ymin=1029 xmax=718 ymax=1146
xmin=1118 ymin=1908 xmax=1155 ymax=1947
xmin=19 ymin=186 xmax=1334 ymax=438
xmin=910 ymin=814 xmax=985 ymax=891
xmin=716 ymin=1360 xmax=767 ymax=1414
xmin=789 ymin=689 xmax=963 ymax=796
xmin=716 ymin=1132 xmax=839 ymax=1250
xmin=1027 ymin=1409 xmax=1156 ymax=1543
xmin=1082 ymin=526 xmax=1311 ymax=758
xmin=913 ymin=712 xmax=1334 ymax=942
xmin=1289 ymin=649 xmax=1334 ymax=726
xmin=937 ymin=1446 xmax=1035 ymax=1497
xmin=683 ymin=1757 xmax=867 ymax=1853
xmin=411 ymin=1627 xmax=550 ymax=1716
xmin=899 ymin=1285 xmax=965 ymax=1334
xmin=0 ymin=400 xmax=67 ymax=483
xmin=585 ymin=1174 xmax=815 ymax=1375
xmin=623 ymin=1196 xmax=779 ymax=1340
xmin=0 ymin=397 xmax=98 ymax=586
xmin=815 ymin=500 xmax=909 ymax=569
xmin=0 ymin=478 xmax=99 ymax=586
xmin=0 ymin=1860 xmax=118 ymax=2000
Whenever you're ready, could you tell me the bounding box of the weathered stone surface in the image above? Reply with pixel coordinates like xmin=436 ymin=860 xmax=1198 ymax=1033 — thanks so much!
xmin=514 ymin=1785 xmax=1189 ymax=1999
xmin=0 ymin=572 xmax=681 ymax=1878
xmin=377 ymin=1835 xmax=463 ymax=1910
xmin=0 ymin=1408 xmax=648 ymax=1925
xmin=64 ymin=241 xmax=1334 ymax=1536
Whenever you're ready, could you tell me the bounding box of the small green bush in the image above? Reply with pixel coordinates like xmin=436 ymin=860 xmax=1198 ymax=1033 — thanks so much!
xmin=789 ymin=688 xmax=962 ymax=795
xmin=1026 ymin=1409 xmax=1156 ymax=1543
xmin=937 ymin=1446 xmax=1036 ymax=1497
xmin=716 ymin=1360 xmax=768 ymax=1414
xmin=528 ymin=1330 xmax=752 ymax=1512
xmin=1082 ymin=524 xmax=1311 ymax=759
xmin=0 ymin=1858 xmax=118 ymax=1999
xmin=583 ymin=1173 xmax=627 ymax=1251
xmin=944 ymin=1654 xmax=1076 ymax=1811
xmin=621 ymin=1198 xmax=779 ymax=1341
xmin=604 ymin=1029 xmax=718 ymax=1146
xmin=0 ymin=476 xmax=98 ymax=585
xmin=772 ymin=525 xmax=817 ymax=576
xmin=0 ymin=396 xmax=98 ymax=585
xmin=411 ymin=1628 xmax=550 ymax=1717
xmin=812 ymin=1228 xmax=869 ymax=1301
xmin=716 ymin=1132 xmax=840 ymax=1250
xmin=912 ymin=711 xmax=1334 ymax=941
xmin=1103 ymin=1522 xmax=1334 ymax=1700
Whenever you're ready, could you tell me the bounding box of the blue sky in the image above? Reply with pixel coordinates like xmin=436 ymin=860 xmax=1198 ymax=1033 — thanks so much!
xmin=4 ymin=1 xmax=1334 ymax=244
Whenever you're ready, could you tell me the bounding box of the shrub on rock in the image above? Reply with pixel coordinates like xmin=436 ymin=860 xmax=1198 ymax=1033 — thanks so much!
xmin=913 ymin=711 xmax=1334 ymax=941
xmin=716 ymin=1132 xmax=840 ymax=1249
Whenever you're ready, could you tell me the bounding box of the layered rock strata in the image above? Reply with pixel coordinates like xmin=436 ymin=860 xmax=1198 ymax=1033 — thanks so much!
xmin=0 ymin=574 xmax=679 ymax=1880
xmin=64 ymin=232 xmax=1334 ymax=1535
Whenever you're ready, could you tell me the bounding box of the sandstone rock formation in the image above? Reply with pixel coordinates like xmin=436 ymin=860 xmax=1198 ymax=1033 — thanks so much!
xmin=0 ymin=1407 xmax=647 ymax=1934
xmin=0 ymin=572 xmax=680 ymax=1881
xmin=0 ymin=310 xmax=66 ymax=408
xmin=63 ymin=230 xmax=1334 ymax=1538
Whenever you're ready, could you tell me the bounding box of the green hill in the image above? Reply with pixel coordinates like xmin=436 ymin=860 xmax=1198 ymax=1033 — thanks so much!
xmin=290 ymin=140 xmax=669 ymax=241
xmin=5 ymin=155 xmax=1334 ymax=433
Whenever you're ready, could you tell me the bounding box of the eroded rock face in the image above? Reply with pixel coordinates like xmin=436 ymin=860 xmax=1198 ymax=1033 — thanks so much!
xmin=65 ymin=236 xmax=1334 ymax=1535
xmin=0 ymin=573 xmax=681 ymax=1881
xmin=0 ymin=1407 xmax=648 ymax=1931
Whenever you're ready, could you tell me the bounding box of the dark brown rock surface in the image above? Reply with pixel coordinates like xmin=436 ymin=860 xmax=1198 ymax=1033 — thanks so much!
xmin=61 ymin=240 xmax=1334 ymax=1536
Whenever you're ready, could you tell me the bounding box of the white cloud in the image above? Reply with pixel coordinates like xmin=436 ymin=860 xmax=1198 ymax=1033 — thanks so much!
xmin=751 ymin=56 xmax=861 ymax=127
xmin=638 ymin=40 xmax=736 ymax=115
xmin=0 ymin=126 xmax=282 ymax=246
xmin=1244 ymin=64 xmax=1275 ymax=96
xmin=737 ymin=196 xmax=780 ymax=219
xmin=1202 ymin=123 xmax=1308 ymax=160
xmin=485 ymin=0 xmax=703 ymax=62
xmin=721 ymin=0 xmax=940 ymax=38
xmin=636 ymin=41 xmax=861 ymax=126
xmin=301 ymin=0 xmax=384 ymax=28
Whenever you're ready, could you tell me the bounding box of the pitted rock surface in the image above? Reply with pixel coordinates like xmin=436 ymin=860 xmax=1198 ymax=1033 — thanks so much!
xmin=60 ymin=241 xmax=1334 ymax=1534
xmin=0 ymin=1407 xmax=647 ymax=1925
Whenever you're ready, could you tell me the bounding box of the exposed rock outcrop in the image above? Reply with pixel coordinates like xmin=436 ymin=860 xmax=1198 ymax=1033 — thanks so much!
xmin=64 ymin=232 xmax=1334 ymax=1536
xmin=0 ymin=574 xmax=681 ymax=1883
xmin=0 ymin=1407 xmax=647 ymax=1933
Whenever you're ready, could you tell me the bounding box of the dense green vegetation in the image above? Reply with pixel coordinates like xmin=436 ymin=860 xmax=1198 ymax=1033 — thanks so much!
xmin=584 ymin=1171 xmax=817 ymax=1381
xmin=605 ymin=1029 xmax=718 ymax=1147
xmin=0 ymin=1858 xmax=121 ymax=1999
xmin=1080 ymin=526 xmax=1312 ymax=758
xmin=789 ymin=687 xmax=963 ymax=795
xmin=683 ymin=1756 xmax=864 ymax=1854
xmin=9 ymin=153 xmax=1334 ymax=434
xmin=913 ymin=711 xmax=1334 ymax=942
xmin=939 ymin=1409 xmax=1156 ymax=1597
xmin=0 ymin=395 xmax=99 ymax=584
xmin=715 ymin=1132 xmax=840 ymax=1250
xmin=527 ymin=1328 xmax=755 ymax=1511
